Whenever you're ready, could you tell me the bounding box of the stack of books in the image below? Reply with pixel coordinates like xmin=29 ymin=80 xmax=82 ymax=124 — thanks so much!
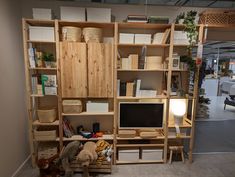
xmin=126 ymin=15 xmax=148 ymax=23
xmin=117 ymin=79 xmax=141 ymax=97
xmin=152 ymin=28 xmax=171 ymax=44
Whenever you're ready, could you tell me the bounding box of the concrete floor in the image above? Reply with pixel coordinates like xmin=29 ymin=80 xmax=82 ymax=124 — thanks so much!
xmin=16 ymin=153 xmax=235 ymax=177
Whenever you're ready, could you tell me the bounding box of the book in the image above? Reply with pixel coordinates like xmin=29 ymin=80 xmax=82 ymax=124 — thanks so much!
xmin=162 ymin=28 xmax=171 ymax=44
xmin=139 ymin=46 xmax=147 ymax=69
xmin=120 ymin=82 xmax=127 ymax=96
xmin=127 ymin=15 xmax=148 ymax=23
xmin=28 ymin=47 xmax=36 ymax=68
xmin=41 ymin=75 xmax=57 ymax=95
xmin=121 ymin=58 xmax=130 ymax=70
xmin=31 ymin=75 xmax=38 ymax=94
xmin=117 ymin=79 xmax=120 ymax=96
xmin=129 ymin=54 xmax=138 ymax=69
xmin=135 ymin=79 xmax=141 ymax=97
xmin=126 ymin=82 xmax=134 ymax=96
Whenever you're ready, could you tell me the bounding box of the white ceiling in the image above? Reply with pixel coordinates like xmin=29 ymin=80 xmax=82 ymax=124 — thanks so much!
xmin=51 ymin=0 xmax=235 ymax=8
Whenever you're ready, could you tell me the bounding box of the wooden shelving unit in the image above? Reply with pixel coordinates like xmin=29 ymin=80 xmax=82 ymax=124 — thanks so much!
xmin=22 ymin=19 xmax=203 ymax=167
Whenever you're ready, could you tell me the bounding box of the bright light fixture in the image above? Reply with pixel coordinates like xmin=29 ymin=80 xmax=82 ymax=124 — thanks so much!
xmin=171 ymin=100 xmax=186 ymax=117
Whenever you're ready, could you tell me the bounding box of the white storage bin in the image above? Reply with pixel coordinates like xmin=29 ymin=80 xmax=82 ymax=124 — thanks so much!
xmin=60 ymin=6 xmax=85 ymax=22
xmin=86 ymin=102 xmax=109 ymax=113
xmin=33 ymin=8 xmax=52 ymax=20
xmin=29 ymin=26 xmax=55 ymax=42
xmin=135 ymin=34 xmax=152 ymax=44
xmin=119 ymin=33 xmax=134 ymax=44
xmin=87 ymin=8 xmax=111 ymax=22
xmin=142 ymin=149 xmax=163 ymax=160
xmin=118 ymin=150 xmax=139 ymax=161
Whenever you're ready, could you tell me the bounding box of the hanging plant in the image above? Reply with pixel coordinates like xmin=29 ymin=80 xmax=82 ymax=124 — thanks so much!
xmin=183 ymin=11 xmax=198 ymax=50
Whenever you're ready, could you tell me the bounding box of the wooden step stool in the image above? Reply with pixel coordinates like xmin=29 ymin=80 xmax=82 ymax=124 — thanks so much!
xmin=169 ymin=146 xmax=184 ymax=164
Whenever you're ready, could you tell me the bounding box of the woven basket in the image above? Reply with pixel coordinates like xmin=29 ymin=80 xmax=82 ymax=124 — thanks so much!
xmin=37 ymin=108 xmax=56 ymax=123
xmin=83 ymin=27 xmax=102 ymax=43
xmin=63 ymin=100 xmax=82 ymax=113
xmin=62 ymin=26 xmax=82 ymax=42
xmin=199 ymin=10 xmax=235 ymax=25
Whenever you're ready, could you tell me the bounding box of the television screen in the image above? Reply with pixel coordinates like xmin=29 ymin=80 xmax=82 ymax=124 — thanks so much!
xmin=119 ymin=102 xmax=164 ymax=128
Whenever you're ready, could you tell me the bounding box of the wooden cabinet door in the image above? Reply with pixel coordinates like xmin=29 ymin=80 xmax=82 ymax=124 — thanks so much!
xmin=60 ymin=42 xmax=87 ymax=98
xmin=88 ymin=43 xmax=113 ymax=98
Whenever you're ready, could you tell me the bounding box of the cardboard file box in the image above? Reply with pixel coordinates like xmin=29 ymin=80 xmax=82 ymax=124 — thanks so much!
xmin=118 ymin=150 xmax=139 ymax=161
xmin=29 ymin=26 xmax=55 ymax=42
xmin=60 ymin=6 xmax=86 ymax=22
xmin=87 ymin=8 xmax=111 ymax=22
xmin=135 ymin=34 xmax=152 ymax=44
xmin=86 ymin=102 xmax=109 ymax=112
xmin=33 ymin=8 xmax=52 ymax=20
xmin=142 ymin=149 xmax=163 ymax=160
xmin=119 ymin=33 xmax=134 ymax=44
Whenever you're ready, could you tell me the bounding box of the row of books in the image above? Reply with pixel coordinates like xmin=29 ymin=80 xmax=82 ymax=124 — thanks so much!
xmin=126 ymin=15 xmax=169 ymax=24
xmin=31 ymin=74 xmax=57 ymax=95
xmin=117 ymin=79 xmax=158 ymax=97
xmin=121 ymin=54 xmax=138 ymax=70
xmin=152 ymin=28 xmax=171 ymax=44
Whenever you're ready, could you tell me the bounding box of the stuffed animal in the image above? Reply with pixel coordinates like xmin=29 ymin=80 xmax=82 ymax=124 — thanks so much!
xmin=37 ymin=154 xmax=60 ymax=177
xmin=95 ymin=140 xmax=113 ymax=166
xmin=76 ymin=142 xmax=98 ymax=167
xmin=58 ymin=141 xmax=82 ymax=177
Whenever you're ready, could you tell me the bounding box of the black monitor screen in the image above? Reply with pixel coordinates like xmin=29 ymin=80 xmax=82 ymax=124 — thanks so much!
xmin=119 ymin=103 xmax=164 ymax=128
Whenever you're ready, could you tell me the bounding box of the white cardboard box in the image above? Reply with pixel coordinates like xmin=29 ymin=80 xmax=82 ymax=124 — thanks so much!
xmin=118 ymin=150 xmax=139 ymax=161
xmin=33 ymin=8 xmax=52 ymax=20
xmin=60 ymin=6 xmax=85 ymax=22
xmin=142 ymin=149 xmax=163 ymax=160
xmin=29 ymin=26 xmax=55 ymax=42
xmin=135 ymin=34 xmax=152 ymax=44
xmin=87 ymin=8 xmax=111 ymax=22
xmin=86 ymin=102 xmax=109 ymax=112
xmin=119 ymin=33 xmax=134 ymax=44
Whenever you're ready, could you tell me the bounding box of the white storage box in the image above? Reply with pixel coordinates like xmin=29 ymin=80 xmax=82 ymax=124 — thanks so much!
xmin=173 ymin=31 xmax=189 ymax=45
xmin=135 ymin=34 xmax=152 ymax=44
xmin=118 ymin=150 xmax=139 ymax=161
xmin=33 ymin=8 xmax=52 ymax=20
xmin=142 ymin=149 xmax=163 ymax=160
xmin=87 ymin=8 xmax=111 ymax=22
xmin=119 ymin=33 xmax=134 ymax=44
xmin=29 ymin=26 xmax=55 ymax=42
xmin=60 ymin=6 xmax=85 ymax=22
xmin=86 ymin=102 xmax=109 ymax=113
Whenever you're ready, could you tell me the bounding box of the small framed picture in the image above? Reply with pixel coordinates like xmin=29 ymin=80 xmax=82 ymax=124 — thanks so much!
xmin=172 ymin=56 xmax=180 ymax=69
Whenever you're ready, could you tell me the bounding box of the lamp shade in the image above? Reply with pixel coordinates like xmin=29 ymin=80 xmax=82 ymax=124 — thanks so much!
xmin=171 ymin=100 xmax=186 ymax=117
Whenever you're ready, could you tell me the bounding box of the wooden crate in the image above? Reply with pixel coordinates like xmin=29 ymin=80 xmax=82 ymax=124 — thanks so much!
xmin=199 ymin=10 xmax=235 ymax=25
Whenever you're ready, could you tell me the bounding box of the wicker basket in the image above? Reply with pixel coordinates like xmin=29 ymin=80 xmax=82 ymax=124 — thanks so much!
xmin=34 ymin=128 xmax=57 ymax=141
xmin=63 ymin=100 xmax=82 ymax=113
xmin=199 ymin=10 xmax=235 ymax=25
xmin=62 ymin=26 xmax=82 ymax=42
xmin=83 ymin=27 xmax=102 ymax=43
xmin=37 ymin=108 xmax=56 ymax=123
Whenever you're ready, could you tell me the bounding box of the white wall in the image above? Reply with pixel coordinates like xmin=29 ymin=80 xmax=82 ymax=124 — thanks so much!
xmin=0 ymin=0 xmax=29 ymax=176
xmin=21 ymin=0 xmax=209 ymax=22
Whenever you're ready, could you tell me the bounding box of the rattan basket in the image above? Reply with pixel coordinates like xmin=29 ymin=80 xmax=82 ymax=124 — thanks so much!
xmin=62 ymin=26 xmax=82 ymax=42
xmin=37 ymin=108 xmax=56 ymax=123
xmin=83 ymin=27 xmax=102 ymax=43
xmin=199 ymin=10 xmax=235 ymax=25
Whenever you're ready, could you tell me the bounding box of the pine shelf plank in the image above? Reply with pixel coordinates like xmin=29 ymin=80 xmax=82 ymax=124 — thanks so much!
xmin=168 ymin=118 xmax=192 ymax=128
xmin=29 ymin=67 xmax=57 ymax=71
xmin=117 ymin=69 xmax=168 ymax=72
xmin=118 ymin=22 xmax=171 ymax=29
xmin=33 ymin=120 xmax=59 ymax=126
xmin=62 ymin=112 xmax=114 ymax=116
xmin=118 ymin=44 xmax=170 ymax=47
xmin=117 ymin=96 xmax=167 ymax=100
xmin=117 ymin=136 xmax=165 ymax=140
xmin=27 ymin=40 xmax=56 ymax=44
xmin=116 ymin=144 xmax=164 ymax=147
xmin=116 ymin=159 xmax=164 ymax=164
xmin=61 ymin=134 xmax=114 ymax=141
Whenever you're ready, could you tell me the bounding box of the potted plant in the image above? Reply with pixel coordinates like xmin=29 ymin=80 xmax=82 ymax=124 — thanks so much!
xmin=175 ymin=12 xmax=185 ymax=24
xmin=180 ymin=55 xmax=196 ymax=71
xmin=42 ymin=52 xmax=56 ymax=68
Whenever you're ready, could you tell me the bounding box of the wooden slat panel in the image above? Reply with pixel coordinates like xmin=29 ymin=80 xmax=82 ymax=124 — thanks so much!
xmin=88 ymin=43 xmax=113 ymax=98
xmin=60 ymin=42 xmax=87 ymax=98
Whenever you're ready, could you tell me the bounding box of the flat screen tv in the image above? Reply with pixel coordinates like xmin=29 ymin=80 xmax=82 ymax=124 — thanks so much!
xmin=119 ymin=102 xmax=164 ymax=129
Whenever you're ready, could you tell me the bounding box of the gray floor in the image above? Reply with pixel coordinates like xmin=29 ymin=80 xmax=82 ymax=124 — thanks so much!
xmin=16 ymin=153 xmax=235 ymax=177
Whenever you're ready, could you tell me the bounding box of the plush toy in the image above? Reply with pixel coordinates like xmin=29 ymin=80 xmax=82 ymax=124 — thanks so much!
xmin=59 ymin=141 xmax=82 ymax=177
xmin=37 ymin=154 xmax=60 ymax=177
xmin=95 ymin=140 xmax=113 ymax=166
xmin=76 ymin=142 xmax=98 ymax=167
